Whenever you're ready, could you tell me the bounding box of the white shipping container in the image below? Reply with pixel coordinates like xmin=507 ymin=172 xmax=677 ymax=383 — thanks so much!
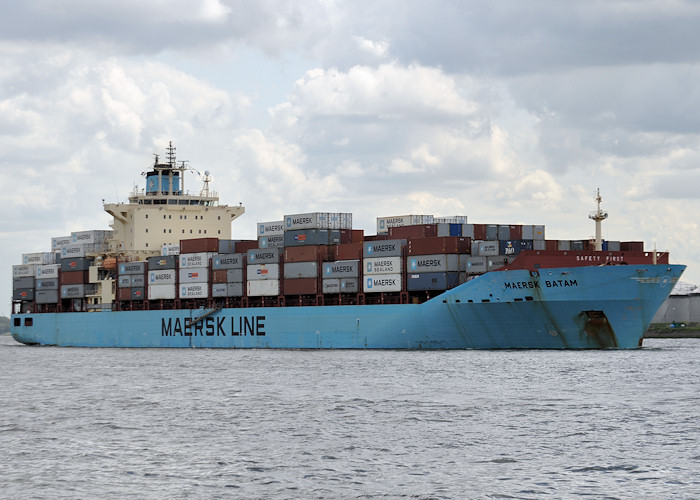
xmin=407 ymin=254 xmax=459 ymax=273
xmin=247 ymin=264 xmax=280 ymax=281
xmin=364 ymin=274 xmax=403 ymax=293
xmin=179 ymin=283 xmax=209 ymax=299
xmin=13 ymin=264 xmax=37 ymax=278
xmin=434 ymin=216 xmax=468 ymax=224
xmin=364 ymin=256 xmax=403 ymax=275
xmin=71 ymin=230 xmax=112 ymax=244
xmin=23 ymin=252 xmax=55 ymax=265
xmin=61 ymin=244 xmax=86 ymax=258
xmin=148 ymin=284 xmax=177 ymax=300
xmin=178 ymin=267 xmax=209 ymax=284
xmin=51 ymin=236 xmax=72 ymax=250
xmin=149 ymin=269 xmax=177 ymax=285
xmin=35 ymin=264 xmax=60 ymax=279
xmin=179 ymin=252 xmax=214 ymax=268
xmin=257 ymin=221 xmax=285 ymax=236
xmin=376 ymin=214 xmax=434 ymax=234
xmin=284 ymin=212 xmax=352 ymax=231
xmin=162 ymin=244 xmax=180 ymax=256
xmin=258 ymin=235 xmax=285 ymax=248
xmin=247 ymin=279 xmax=280 ymax=296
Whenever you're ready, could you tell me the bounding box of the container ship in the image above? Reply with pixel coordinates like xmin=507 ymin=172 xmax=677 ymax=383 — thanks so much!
xmin=10 ymin=144 xmax=684 ymax=349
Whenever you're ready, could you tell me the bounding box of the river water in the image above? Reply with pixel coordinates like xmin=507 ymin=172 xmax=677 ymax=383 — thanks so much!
xmin=1 ymin=335 xmax=698 ymax=499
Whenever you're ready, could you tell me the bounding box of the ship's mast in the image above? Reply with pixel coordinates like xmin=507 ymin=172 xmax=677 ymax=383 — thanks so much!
xmin=588 ymin=188 xmax=608 ymax=251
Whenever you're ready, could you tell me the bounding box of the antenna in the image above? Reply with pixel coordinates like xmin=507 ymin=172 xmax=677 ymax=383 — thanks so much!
xmin=201 ymin=170 xmax=212 ymax=197
xmin=588 ymin=188 xmax=608 ymax=251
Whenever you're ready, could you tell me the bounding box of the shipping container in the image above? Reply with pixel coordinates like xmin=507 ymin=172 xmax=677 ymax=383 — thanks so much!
xmin=246 ymin=264 xmax=280 ymax=281
xmin=212 ymin=283 xmax=229 ymax=298
xmin=333 ymin=242 xmax=363 ymax=260
xmin=284 ymin=212 xmax=352 ymax=231
xmin=488 ymin=256 xmax=509 ymax=271
xmin=364 ymin=256 xmax=402 ymax=275
xmin=118 ymin=261 xmax=147 ymax=275
xmin=621 ymin=241 xmax=644 ymax=252
xmin=376 ymin=215 xmax=434 ymax=234
xmin=322 ymin=260 xmax=359 ymax=278
xmin=148 ymin=284 xmax=177 ymax=300
xmin=36 ymin=278 xmax=59 ymax=290
xmin=148 ymin=270 xmax=176 ymax=285
xmin=218 ymin=239 xmax=237 ymax=254
xmin=61 ymin=244 xmax=86 ymax=258
xmin=131 ymin=275 xmax=145 ymax=287
xmin=472 ymin=224 xmax=487 ymax=241
xmin=486 ymin=225 xmax=499 ymax=241
xmin=36 ymin=290 xmax=59 ymax=304
xmin=61 ymin=284 xmax=86 ymax=298
xmin=571 ymin=240 xmax=584 ymax=251
xmin=117 ymin=287 xmax=132 ymax=301
xmin=533 ymin=239 xmax=546 ymax=251
xmin=558 ymin=240 xmax=571 ymax=251
xmin=178 ymin=267 xmax=209 ymax=284
xmin=118 ymin=275 xmax=131 ymax=288
xmin=284 ymin=229 xmax=341 ymax=247
xmin=71 ymin=230 xmax=111 ymax=244
xmin=60 ymin=271 xmax=89 ymax=285
xmin=471 ymin=240 xmax=499 ymax=257
xmin=340 ymin=278 xmax=359 ymax=293
xmin=179 ymin=252 xmax=214 ymax=268
xmin=509 ymin=225 xmax=523 ymax=240
xmin=534 ymin=225 xmax=545 ymax=240
xmin=258 ymin=234 xmax=285 ymax=248
xmin=35 ymin=264 xmax=60 ymax=279
xmin=284 ymin=261 xmax=318 ymax=279
xmin=61 ymin=257 xmax=94 ymax=272
xmin=364 ymin=274 xmax=402 ymax=293
xmin=464 ymin=256 xmax=487 ymax=274
xmin=284 ymin=278 xmax=318 ymax=295
xmin=23 ymin=252 xmax=55 ymax=265
xmin=497 ymin=225 xmax=510 ymax=240
xmin=436 ymin=223 xmax=451 ymax=237
xmin=234 ymin=240 xmax=259 ymax=253
xmin=407 ymin=254 xmax=459 ymax=273
xmin=147 ymin=255 xmax=177 ymax=270
xmin=227 ymin=269 xmax=244 ymax=283
xmin=363 ymin=239 xmax=405 ymax=258
xmin=284 ymin=246 xmax=323 ymax=263
xmin=179 ymin=283 xmax=209 ymax=299
xmin=212 ymin=270 xmax=228 ymax=284
xmin=51 ymin=236 xmax=72 ymax=250
xmin=13 ymin=276 xmax=35 ymax=289
xmin=13 ymin=289 xmax=35 ymax=301
xmin=247 ymin=248 xmax=279 ymax=264
xmin=13 ymin=264 xmax=37 ymax=278
xmin=462 ymin=224 xmax=475 ymax=239
xmin=406 ymin=272 xmax=459 ymax=291
xmin=161 ymin=244 xmax=180 ymax=256
xmin=180 ymin=237 xmax=218 ymax=254
xmin=247 ymin=279 xmax=280 ymax=296
xmin=322 ymin=278 xmax=340 ymax=294
xmin=227 ymin=282 xmax=244 ymax=297
xmin=131 ymin=287 xmax=145 ymax=301
xmin=607 ymin=240 xmax=621 ymax=251
xmin=434 ymin=216 xmax=468 ymax=224
xmin=257 ymin=221 xmax=285 ymax=236
xmin=388 ymin=224 xmax=437 ymax=239
xmin=212 ymin=253 xmax=244 ymax=270
xmin=499 ymin=240 xmax=532 ymax=256
xmin=407 ymin=237 xmax=470 ymax=255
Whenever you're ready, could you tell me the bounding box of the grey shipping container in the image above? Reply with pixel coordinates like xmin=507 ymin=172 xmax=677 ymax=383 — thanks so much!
xmin=488 ymin=256 xmax=509 ymax=271
xmin=340 ymin=278 xmax=358 ymax=293
xmin=147 ymin=255 xmax=177 ymax=270
xmin=227 ymin=282 xmax=244 ymax=297
xmin=36 ymin=290 xmax=59 ymax=304
xmin=212 ymin=253 xmax=244 ymax=270
xmin=533 ymin=239 xmax=546 ymax=251
xmin=407 ymin=272 xmax=459 ymax=291
xmin=407 ymin=254 xmax=459 ymax=273
xmin=258 ymin=235 xmax=285 ymax=248
xmin=486 ymin=225 xmax=498 ymax=240
xmin=13 ymin=277 xmax=35 ymax=289
xmin=283 ymin=261 xmax=318 ymax=279
xmin=247 ymin=248 xmax=279 ymax=264
xmin=322 ymin=278 xmax=340 ymax=294
xmin=284 ymin=229 xmax=340 ymax=247
xmin=13 ymin=289 xmax=35 ymax=301
xmin=571 ymin=240 xmax=584 ymax=251
xmin=607 ymin=241 xmax=621 ymax=251
xmin=498 ymin=225 xmax=511 ymax=240
xmin=437 ymin=223 xmax=451 ymax=237
xmin=363 ymin=239 xmax=405 ymax=258
xmin=558 ymin=240 xmax=571 ymax=251
xmin=60 ymin=257 xmax=93 ymax=272
xmin=61 ymin=284 xmax=85 ymax=298
xmin=131 ymin=287 xmax=145 ymax=301
xmin=461 ymin=224 xmax=475 ymax=239
xmin=131 ymin=275 xmax=145 ymax=287
xmin=218 ymin=240 xmax=237 ymax=254
xmin=212 ymin=283 xmax=229 ymax=298
xmin=118 ymin=261 xmax=146 ymax=275
xmin=226 ymin=269 xmax=244 ymax=283
xmin=118 ymin=275 xmax=131 ymax=288
xmin=464 ymin=256 xmax=487 ymax=274
xmin=37 ymin=278 xmax=59 ymax=290
xmin=471 ymin=241 xmax=499 ymax=256
xmin=322 ymin=260 xmax=359 ymax=278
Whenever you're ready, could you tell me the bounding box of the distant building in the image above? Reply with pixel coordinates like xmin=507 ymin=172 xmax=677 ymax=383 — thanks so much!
xmin=652 ymin=281 xmax=700 ymax=323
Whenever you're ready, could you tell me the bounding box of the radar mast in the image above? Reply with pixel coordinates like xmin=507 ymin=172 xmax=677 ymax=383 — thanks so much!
xmin=588 ymin=188 xmax=608 ymax=251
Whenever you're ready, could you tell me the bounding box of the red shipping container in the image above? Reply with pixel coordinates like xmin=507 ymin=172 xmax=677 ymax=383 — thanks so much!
xmin=60 ymin=270 xmax=89 ymax=285
xmin=117 ymin=288 xmax=132 ymax=301
xmin=545 ymin=240 xmax=559 ymax=251
xmin=212 ymin=270 xmax=228 ymax=284
xmin=388 ymin=224 xmax=438 ymax=239
xmin=285 ymin=245 xmax=329 ymax=262
xmin=234 ymin=240 xmax=259 ymax=253
xmin=351 ymin=229 xmax=364 ymax=243
xmin=333 ymin=242 xmax=363 ymax=260
xmin=180 ymin=237 xmax=219 ymax=254
xmin=283 ymin=278 xmax=318 ymax=295
xmin=407 ymin=237 xmax=471 ymax=255
xmin=472 ymin=224 xmax=487 ymax=240
xmin=620 ymin=241 xmax=644 ymax=252
xmin=338 ymin=229 xmax=353 ymax=244
xmin=364 ymin=234 xmax=388 ymax=241
xmin=509 ymin=225 xmax=523 ymax=240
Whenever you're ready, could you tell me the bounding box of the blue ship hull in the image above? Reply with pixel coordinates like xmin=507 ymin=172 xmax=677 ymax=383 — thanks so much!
xmin=11 ymin=264 xmax=684 ymax=349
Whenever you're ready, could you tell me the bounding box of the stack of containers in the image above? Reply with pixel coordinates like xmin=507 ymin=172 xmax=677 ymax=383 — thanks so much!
xmin=118 ymin=261 xmax=146 ymax=302
xmin=179 ymin=238 xmax=216 ymax=300
xmin=12 ymin=264 xmax=36 ymax=303
xmin=376 ymin=215 xmax=434 ymax=235
xmin=147 ymin=255 xmax=177 ymax=300
xmin=211 ymin=253 xmax=244 ymax=298
xmin=247 ymin=248 xmax=280 ymax=296
xmin=322 ymin=259 xmax=359 ymax=294
xmin=61 ymin=230 xmax=112 ymax=257
xmin=61 ymin=255 xmax=95 ymax=301
xmin=406 ymin=239 xmax=463 ymax=292
xmin=283 ymin=212 xmax=348 ymax=247
xmin=35 ymin=262 xmax=60 ymax=304
xmin=363 ymin=239 xmax=404 ymax=293
xmin=257 ymin=221 xmax=285 ymax=249
xmin=283 ymin=247 xmax=322 ymax=295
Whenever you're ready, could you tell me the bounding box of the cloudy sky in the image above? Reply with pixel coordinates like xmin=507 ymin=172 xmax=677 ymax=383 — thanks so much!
xmin=2 ymin=0 xmax=699 ymax=314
